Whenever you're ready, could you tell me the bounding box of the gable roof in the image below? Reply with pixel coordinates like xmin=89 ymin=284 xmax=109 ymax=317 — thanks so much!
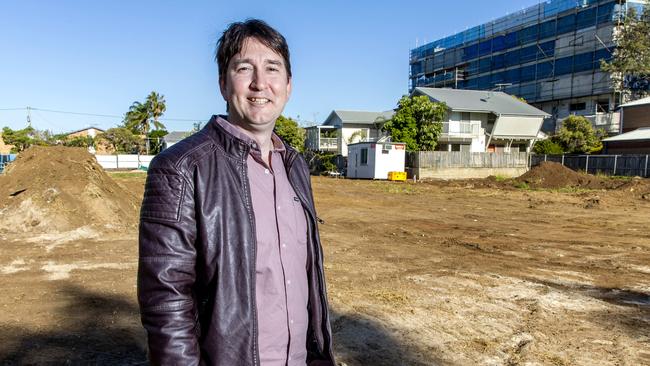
xmin=66 ymin=127 xmax=105 ymax=135
xmin=163 ymin=131 xmax=191 ymax=143
xmin=619 ymin=97 xmax=650 ymax=108
xmin=323 ymin=110 xmax=395 ymax=126
xmin=602 ymin=127 xmax=650 ymax=142
xmin=412 ymin=87 xmax=549 ymax=117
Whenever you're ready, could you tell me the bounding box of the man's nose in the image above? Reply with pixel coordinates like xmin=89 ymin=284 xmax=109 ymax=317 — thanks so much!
xmin=250 ymin=68 xmax=268 ymax=90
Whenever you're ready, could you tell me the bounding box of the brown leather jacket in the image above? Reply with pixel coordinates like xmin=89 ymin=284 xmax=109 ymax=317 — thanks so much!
xmin=138 ymin=116 xmax=335 ymax=366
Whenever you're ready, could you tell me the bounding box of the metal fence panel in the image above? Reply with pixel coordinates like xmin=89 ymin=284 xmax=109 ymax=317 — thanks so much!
xmin=530 ymin=154 xmax=650 ymax=177
xmin=0 ymin=154 xmax=17 ymax=173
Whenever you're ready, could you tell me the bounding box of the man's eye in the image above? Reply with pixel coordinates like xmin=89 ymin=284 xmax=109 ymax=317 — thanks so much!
xmin=267 ymin=67 xmax=280 ymax=72
xmin=237 ymin=66 xmax=252 ymax=72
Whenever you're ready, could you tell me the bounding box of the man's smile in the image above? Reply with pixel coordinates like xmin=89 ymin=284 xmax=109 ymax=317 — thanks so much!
xmin=248 ymin=97 xmax=271 ymax=105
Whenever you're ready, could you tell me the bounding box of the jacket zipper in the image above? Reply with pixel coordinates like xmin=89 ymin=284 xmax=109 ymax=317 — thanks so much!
xmin=240 ymin=146 xmax=261 ymax=366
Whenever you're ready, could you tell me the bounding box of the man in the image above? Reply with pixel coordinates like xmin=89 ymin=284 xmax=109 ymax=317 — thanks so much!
xmin=138 ymin=19 xmax=335 ymax=366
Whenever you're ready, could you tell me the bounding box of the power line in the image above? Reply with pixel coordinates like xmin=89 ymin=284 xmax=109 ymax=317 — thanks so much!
xmin=0 ymin=106 xmax=205 ymax=122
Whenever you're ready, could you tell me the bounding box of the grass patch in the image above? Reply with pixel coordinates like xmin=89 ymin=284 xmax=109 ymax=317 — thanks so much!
xmin=107 ymin=171 xmax=147 ymax=180
xmin=493 ymin=174 xmax=509 ymax=182
xmin=513 ymin=181 xmax=530 ymax=190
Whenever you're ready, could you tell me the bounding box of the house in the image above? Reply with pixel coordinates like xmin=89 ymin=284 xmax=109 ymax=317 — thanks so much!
xmin=619 ymin=97 xmax=650 ymax=134
xmin=162 ymin=131 xmax=192 ymax=150
xmin=412 ymin=87 xmax=549 ymax=153
xmin=305 ymin=110 xmax=394 ymax=157
xmin=66 ymin=127 xmax=105 ymax=139
xmin=602 ymin=127 xmax=650 ymax=154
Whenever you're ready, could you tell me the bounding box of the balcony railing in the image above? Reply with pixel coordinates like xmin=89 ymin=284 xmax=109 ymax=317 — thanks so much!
xmin=556 ymin=112 xmax=620 ymax=135
xmin=441 ymin=121 xmax=482 ymax=137
xmin=319 ymin=137 xmax=338 ymax=151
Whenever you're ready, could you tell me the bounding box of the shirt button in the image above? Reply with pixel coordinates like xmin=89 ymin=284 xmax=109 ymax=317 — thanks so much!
xmin=264 ymin=169 xmax=269 ymax=174
xmin=287 ymin=280 xmax=291 ymax=285
xmin=282 ymin=243 xmax=286 ymax=248
xmin=290 ymin=319 xmax=294 ymax=324
xmin=277 ymin=205 xmax=281 ymax=210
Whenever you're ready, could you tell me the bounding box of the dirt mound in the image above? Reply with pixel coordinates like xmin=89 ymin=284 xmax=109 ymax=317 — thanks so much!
xmin=515 ymin=161 xmax=611 ymax=189
xmin=0 ymin=146 xmax=139 ymax=233
xmin=614 ymin=177 xmax=650 ymax=200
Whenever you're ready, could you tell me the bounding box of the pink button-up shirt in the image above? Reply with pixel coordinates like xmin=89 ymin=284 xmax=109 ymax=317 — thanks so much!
xmin=216 ymin=117 xmax=309 ymax=366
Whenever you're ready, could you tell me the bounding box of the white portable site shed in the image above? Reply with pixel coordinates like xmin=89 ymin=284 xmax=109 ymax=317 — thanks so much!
xmin=347 ymin=142 xmax=406 ymax=179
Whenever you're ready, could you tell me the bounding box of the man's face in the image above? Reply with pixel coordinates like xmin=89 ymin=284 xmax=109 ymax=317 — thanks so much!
xmin=220 ymin=37 xmax=291 ymax=133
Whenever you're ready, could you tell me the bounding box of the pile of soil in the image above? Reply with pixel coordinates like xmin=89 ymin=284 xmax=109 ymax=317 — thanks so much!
xmin=515 ymin=161 xmax=611 ymax=189
xmin=614 ymin=177 xmax=650 ymax=200
xmin=0 ymin=146 xmax=140 ymax=233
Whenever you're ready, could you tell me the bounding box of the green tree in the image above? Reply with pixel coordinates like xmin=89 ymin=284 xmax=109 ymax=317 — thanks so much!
xmin=123 ymin=91 xmax=167 ymax=154
xmin=533 ymin=139 xmax=564 ymax=154
xmin=381 ymin=95 xmax=446 ymax=151
xmin=148 ymin=129 xmax=168 ymax=155
xmin=556 ymin=115 xmax=606 ymax=154
xmin=2 ymin=126 xmax=38 ymax=153
xmin=63 ymin=135 xmax=95 ymax=148
xmin=601 ymin=4 xmax=650 ymax=101
xmin=99 ymin=127 xmax=141 ymax=154
xmin=274 ymin=115 xmax=305 ymax=152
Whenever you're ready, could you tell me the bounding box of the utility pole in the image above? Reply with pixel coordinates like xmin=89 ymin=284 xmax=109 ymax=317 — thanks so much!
xmin=26 ymin=106 xmax=32 ymax=127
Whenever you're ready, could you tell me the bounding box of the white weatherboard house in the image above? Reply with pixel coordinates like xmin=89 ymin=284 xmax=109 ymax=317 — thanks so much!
xmin=412 ymin=88 xmax=549 ymax=153
xmin=305 ymin=110 xmax=395 ymax=157
xmin=347 ymin=142 xmax=406 ymax=179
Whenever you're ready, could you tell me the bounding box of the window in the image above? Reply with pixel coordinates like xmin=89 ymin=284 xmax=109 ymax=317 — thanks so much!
xmin=573 ymin=52 xmax=594 ymax=72
xmin=594 ymin=48 xmax=612 ymax=69
xmin=537 ymin=41 xmax=555 ymax=59
xmin=463 ymin=44 xmax=479 ymax=61
xmin=536 ymin=61 xmax=554 ymax=79
xmin=597 ymin=2 xmax=615 ymax=24
xmin=518 ymin=25 xmax=538 ymax=45
xmin=557 ymin=14 xmax=576 ymax=34
xmin=569 ymin=102 xmax=586 ymax=111
xmin=479 ymin=58 xmax=491 ymax=73
xmin=520 ymin=65 xmax=536 ymax=82
xmin=451 ymin=144 xmax=461 ymax=152
xmin=504 ymin=32 xmax=518 ymax=48
xmin=360 ymin=148 xmax=368 ymax=165
xmin=596 ymin=100 xmax=610 ymax=113
xmin=479 ymin=39 xmax=492 ymax=56
xmin=466 ymin=60 xmax=479 ymax=76
xmin=519 ymin=45 xmax=537 ymax=63
xmin=492 ymin=35 xmax=506 ymax=52
xmin=460 ymin=112 xmax=471 ymax=122
xmin=505 ymin=49 xmax=520 ymax=67
xmin=555 ymin=56 xmax=573 ymax=75
xmin=492 ymin=53 xmax=505 ymax=69
xmin=577 ymin=7 xmax=597 ymax=28
xmin=478 ymin=75 xmax=491 ymax=89
xmin=505 ymin=68 xmax=521 ymax=84
xmin=492 ymin=71 xmax=505 ymax=84
xmin=539 ymin=20 xmax=556 ymax=39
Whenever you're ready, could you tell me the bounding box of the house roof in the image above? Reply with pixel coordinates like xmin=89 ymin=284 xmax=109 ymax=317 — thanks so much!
xmin=412 ymin=87 xmax=549 ymax=117
xmin=66 ymin=126 xmax=105 ymax=135
xmin=323 ymin=110 xmax=395 ymax=126
xmin=619 ymin=97 xmax=650 ymax=108
xmin=163 ymin=131 xmax=191 ymax=143
xmin=602 ymin=127 xmax=650 ymax=142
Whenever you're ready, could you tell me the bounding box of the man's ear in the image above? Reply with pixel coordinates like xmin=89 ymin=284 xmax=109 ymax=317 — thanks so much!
xmin=219 ymin=77 xmax=227 ymax=99
xmin=287 ymin=76 xmax=292 ymax=98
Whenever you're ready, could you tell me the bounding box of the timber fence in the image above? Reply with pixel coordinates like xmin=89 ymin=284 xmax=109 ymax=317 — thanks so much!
xmin=406 ymin=151 xmax=529 ymax=169
xmin=530 ymin=154 xmax=650 ymax=178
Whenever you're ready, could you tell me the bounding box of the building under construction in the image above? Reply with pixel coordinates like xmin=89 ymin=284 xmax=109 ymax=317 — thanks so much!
xmin=409 ymin=0 xmax=647 ymax=133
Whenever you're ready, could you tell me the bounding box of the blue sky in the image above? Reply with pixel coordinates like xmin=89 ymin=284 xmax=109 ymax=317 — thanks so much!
xmin=0 ymin=0 xmax=541 ymax=133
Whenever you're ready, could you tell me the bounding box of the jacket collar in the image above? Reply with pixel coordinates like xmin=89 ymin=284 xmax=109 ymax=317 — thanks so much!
xmin=202 ymin=115 xmax=297 ymax=163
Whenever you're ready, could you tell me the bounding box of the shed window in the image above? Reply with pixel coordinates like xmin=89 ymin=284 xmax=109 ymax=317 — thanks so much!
xmin=570 ymin=102 xmax=586 ymax=111
xmin=360 ymin=148 xmax=368 ymax=165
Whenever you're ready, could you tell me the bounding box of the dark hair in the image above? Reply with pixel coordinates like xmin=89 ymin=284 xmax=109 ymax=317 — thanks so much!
xmin=216 ymin=19 xmax=291 ymax=81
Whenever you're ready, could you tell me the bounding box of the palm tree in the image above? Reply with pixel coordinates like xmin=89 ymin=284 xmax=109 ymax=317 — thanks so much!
xmin=123 ymin=91 xmax=167 ymax=154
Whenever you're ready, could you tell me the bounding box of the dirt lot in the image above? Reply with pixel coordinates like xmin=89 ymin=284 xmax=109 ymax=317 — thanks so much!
xmin=0 ymin=151 xmax=649 ymax=365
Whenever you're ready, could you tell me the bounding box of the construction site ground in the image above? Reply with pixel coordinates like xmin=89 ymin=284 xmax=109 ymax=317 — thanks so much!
xmin=1 ymin=156 xmax=649 ymax=365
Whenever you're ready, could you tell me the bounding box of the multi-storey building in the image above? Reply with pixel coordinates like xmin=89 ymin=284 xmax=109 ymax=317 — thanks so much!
xmin=409 ymin=0 xmax=646 ymax=134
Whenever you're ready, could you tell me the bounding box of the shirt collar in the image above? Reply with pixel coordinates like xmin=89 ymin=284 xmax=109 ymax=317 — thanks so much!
xmin=214 ymin=115 xmax=286 ymax=154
